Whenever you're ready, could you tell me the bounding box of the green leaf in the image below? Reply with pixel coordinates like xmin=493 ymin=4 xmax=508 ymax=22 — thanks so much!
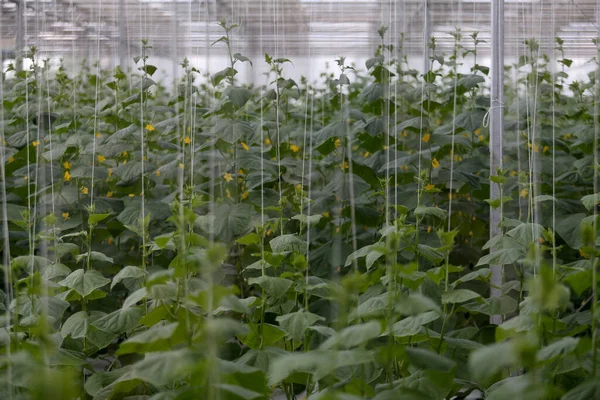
xmin=59 ymin=269 xmax=111 ymax=297
xmin=320 ymin=321 xmax=382 ymax=349
xmin=562 ymin=380 xmax=600 ymax=400
xmin=75 ymin=251 xmax=114 ymax=264
xmin=442 ymin=289 xmax=481 ymax=304
xmin=233 ymin=53 xmax=253 ymax=66
xmin=476 ymin=247 xmax=523 ymax=267
xmin=248 ymin=276 xmax=293 ymax=300
xmin=61 ymin=311 xmax=89 ymax=339
xmin=211 ymin=67 xmax=237 ymax=86
xmin=452 ymin=268 xmax=491 ymax=287
xmin=238 ymin=323 xmax=286 ymax=349
xmin=215 ymin=203 xmax=253 ymax=242
xmin=276 ymin=310 xmax=324 ymax=341
xmin=268 ymin=349 xmax=373 ymax=385
xmin=291 ymin=214 xmax=323 ymax=227
xmin=118 ymin=322 xmax=185 ymax=354
xmin=134 ymin=349 xmax=197 ymax=387
xmin=88 ymin=213 xmax=111 ymax=225
xmin=269 ymin=234 xmax=307 ymax=254
xmin=111 ymin=266 xmax=147 ymax=290
xmin=469 ymin=341 xmax=516 ymax=383
xmin=92 ymin=307 xmax=144 ymax=335
xmin=215 ymin=384 xmax=263 ymax=400
xmin=414 ymin=206 xmax=447 ymax=220
xmin=556 ymin=213 xmax=586 ymax=249
xmin=404 ymin=347 xmax=456 ymax=372
xmin=226 ymin=86 xmax=252 ymax=108
xmin=392 ymin=311 xmax=440 ymax=337
xmin=581 ymin=193 xmax=600 ymax=212
xmin=537 ymin=337 xmax=579 ymax=362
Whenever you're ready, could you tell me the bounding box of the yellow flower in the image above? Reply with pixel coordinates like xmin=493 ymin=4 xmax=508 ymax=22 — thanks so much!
xmin=341 ymin=161 xmax=349 ymax=170
xmin=95 ymin=132 xmax=102 ymax=138
xmin=334 ymin=139 xmax=341 ymax=148
xmin=241 ymin=142 xmax=249 ymax=151
xmin=402 ymin=130 xmax=408 ymax=137
xmin=454 ymin=155 xmax=462 ymax=162
xmin=64 ymin=171 xmax=71 ymax=181
xmin=80 ymin=186 xmax=89 ymax=195
xmin=97 ymin=155 xmax=106 ymax=163
xmin=265 ymin=138 xmax=271 ymax=145
xmin=543 ymin=145 xmax=549 ymax=153
xmin=403 ymin=165 xmax=409 ymax=172
xmin=128 ymin=193 xmax=135 ymax=197
xmin=63 ymin=161 xmax=71 ymax=170
xmin=468 ymin=231 xmax=473 ymax=236
xmin=474 ymin=128 xmax=481 ymax=135
xmin=145 ymin=124 xmax=155 ymax=131
xmin=225 ymin=188 xmax=231 ymax=199
xmin=296 ymin=184 xmax=302 ymax=189
xmin=32 ymin=141 xmax=40 ymax=147
xmin=322 ymin=211 xmax=330 ymax=218
xmin=580 ymin=248 xmax=589 ymax=258
xmin=364 ymin=152 xmax=370 ymax=158
xmin=8 ymin=156 xmax=14 ymax=164
xmin=184 ymin=136 xmax=191 ymax=144
xmin=422 ymin=133 xmax=431 ymax=143
xmin=432 ymin=158 xmax=440 ymax=169
xmin=479 ymin=135 xmax=484 ymax=141
xmin=533 ymin=144 xmax=539 ymax=153
xmin=155 ymin=170 xmax=161 ymax=176
xmin=241 ymin=190 xmax=249 ymax=200
xmin=510 ymin=170 xmax=518 ymax=177
xmin=107 ymin=168 xmax=113 ymax=177
xmin=520 ymin=188 xmax=528 ymax=198
xmin=122 ymin=160 xmax=127 ymax=164
xmin=425 ymin=184 xmax=435 ymax=191
xmin=61 ymin=212 xmax=70 ymax=221
xmin=224 ymin=173 xmax=233 ymax=182
xmin=238 ymin=169 xmax=244 ymax=175
xmin=178 ymin=163 xmax=184 ymax=169
xmin=427 ymin=226 xmax=432 ymax=233
xmin=121 ymin=151 xmax=128 ymax=157
xmin=290 ymin=144 xmax=300 ymax=153
xmin=107 ymin=191 xmax=113 ymax=198
xmin=107 ymin=237 xmax=114 ymax=245
xmin=24 ymin=176 xmax=28 ymax=181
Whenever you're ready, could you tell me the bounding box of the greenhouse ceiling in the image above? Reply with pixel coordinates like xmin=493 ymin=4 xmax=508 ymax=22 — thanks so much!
xmin=0 ymin=0 xmax=599 ymax=61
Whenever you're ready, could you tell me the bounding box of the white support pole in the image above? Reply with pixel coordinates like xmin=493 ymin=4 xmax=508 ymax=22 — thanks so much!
xmin=423 ymin=0 xmax=430 ymax=73
xmin=171 ymin=0 xmax=179 ymax=84
xmin=119 ymin=0 xmax=127 ymax=71
xmin=15 ymin=0 xmax=24 ymax=72
xmin=490 ymin=0 xmax=504 ymax=325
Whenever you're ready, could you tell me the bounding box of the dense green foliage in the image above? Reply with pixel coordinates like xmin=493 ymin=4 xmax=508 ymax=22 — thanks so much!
xmin=1 ymin=23 xmax=599 ymax=399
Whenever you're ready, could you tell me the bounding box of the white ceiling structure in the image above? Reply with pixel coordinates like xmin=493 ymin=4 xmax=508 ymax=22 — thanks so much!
xmin=0 ymin=1 xmax=599 ymax=68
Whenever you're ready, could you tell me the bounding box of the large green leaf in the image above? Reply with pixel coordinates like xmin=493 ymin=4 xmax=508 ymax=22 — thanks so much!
xmin=320 ymin=321 xmax=382 ymax=349
xmin=59 ymin=269 xmax=111 ymax=297
xmin=247 ymin=276 xmax=293 ymax=300
xmin=275 ymin=310 xmax=324 ymax=341
xmin=215 ymin=203 xmax=254 ymax=242
xmin=392 ymin=311 xmax=440 ymax=338
xmin=117 ymin=322 xmax=185 ymax=354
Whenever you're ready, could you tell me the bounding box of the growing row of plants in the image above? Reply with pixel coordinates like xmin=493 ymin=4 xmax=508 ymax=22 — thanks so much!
xmin=0 ymin=21 xmax=599 ymax=399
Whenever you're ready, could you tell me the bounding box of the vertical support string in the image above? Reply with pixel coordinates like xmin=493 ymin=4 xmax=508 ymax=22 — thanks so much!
xmin=490 ymin=0 xmax=505 ymax=325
